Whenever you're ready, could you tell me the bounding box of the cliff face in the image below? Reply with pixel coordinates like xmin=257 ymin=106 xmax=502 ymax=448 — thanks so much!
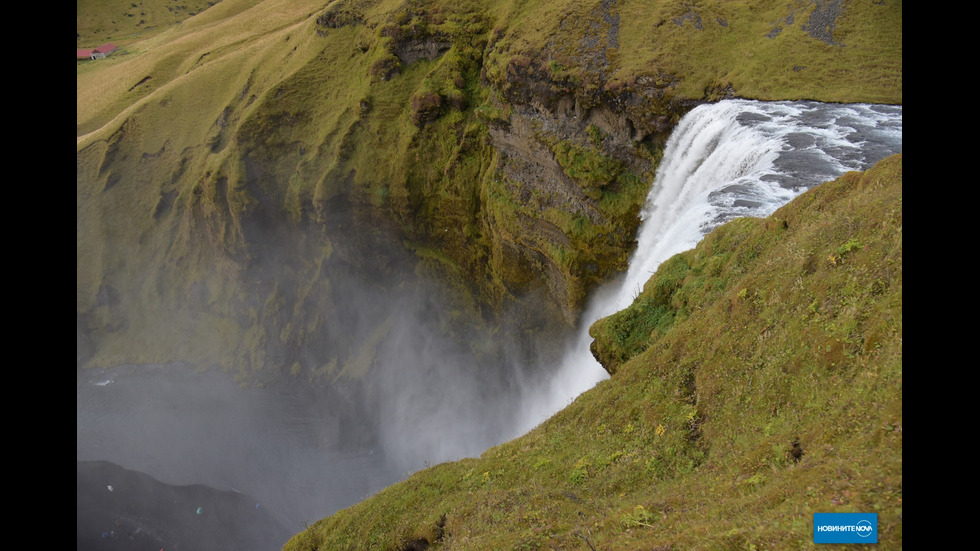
xmin=284 ymin=154 xmax=903 ymax=550
xmin=76 ymin=0 xmax=902 ymax=383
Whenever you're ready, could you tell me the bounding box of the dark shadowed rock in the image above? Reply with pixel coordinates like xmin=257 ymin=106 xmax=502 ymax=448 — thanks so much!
xmin=77 ymin=460 xmax=293 ymax=551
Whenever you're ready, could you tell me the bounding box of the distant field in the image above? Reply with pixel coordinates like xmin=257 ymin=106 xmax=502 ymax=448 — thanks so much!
xmin=77 ymin=0 xmax=229 ymax=46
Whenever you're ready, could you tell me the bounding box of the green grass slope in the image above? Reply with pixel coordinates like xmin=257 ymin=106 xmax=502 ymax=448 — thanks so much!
xmin=480 ymin=0 xmax=902 ymax=104
xmin=285 ymin=154 xmax=902 ymax=550
xmin=77 ymin=0 xmax=901 ymax=379
xmin=77 ymin=0 xmax=230 ymax=46
xmin=77 ymin=0 xmax=346 ymax=376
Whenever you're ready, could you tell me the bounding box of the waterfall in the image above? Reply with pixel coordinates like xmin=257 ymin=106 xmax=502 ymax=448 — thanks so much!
xmin=76 ymin=100 xmax=902 ymax=539
xmin=516 ymin=99 xmax=903 ymax=434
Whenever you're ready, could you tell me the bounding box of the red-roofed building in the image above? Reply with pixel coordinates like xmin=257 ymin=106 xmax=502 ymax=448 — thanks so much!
xmin=91 ymin=43 xmax=118 ymax=59
xmin=78 ymin=43 xmax=118 ymax=60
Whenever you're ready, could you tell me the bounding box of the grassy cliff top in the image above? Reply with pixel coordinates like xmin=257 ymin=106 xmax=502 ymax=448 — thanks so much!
xmin=285 ymin=154 xmax=903 ymax=550
xmin=77 ymin=2 xmax=902 ymax=545
xmin=78 ymin=0 xmax=901 ymax=143
xmin=76 ymin=0 xmax=901 ymax=377
xmin=77 ymin=0 xmax=232 ymax=46
xmin=482 ymin=0 xmax=902 ymax=103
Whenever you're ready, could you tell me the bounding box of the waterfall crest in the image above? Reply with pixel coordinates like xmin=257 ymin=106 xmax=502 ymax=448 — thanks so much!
xmin=517 ymin=99 xmax=903 ymax=434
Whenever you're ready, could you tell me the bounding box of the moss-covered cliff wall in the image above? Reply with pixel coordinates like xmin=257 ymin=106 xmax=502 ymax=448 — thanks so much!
xmin=284 ymin=153 xmax=903 ymax=550
xmin=77 ymin=0 xmax=902 ymax=385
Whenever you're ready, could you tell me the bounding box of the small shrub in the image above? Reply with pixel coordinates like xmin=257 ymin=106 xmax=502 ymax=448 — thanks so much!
xmin=569 ymin=457 xmax=591 ymax=484
xmin=829 ymin=237 xmax=863 ymax=265
xmin=620 ymin=505 xmax=656 ymax=528
xmin=587 ymin=124 xmax=603 ymax=148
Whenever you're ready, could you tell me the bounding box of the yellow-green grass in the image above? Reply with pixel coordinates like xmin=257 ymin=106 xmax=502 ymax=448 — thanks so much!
xmin=77 ymin=0 xmax=506 ymax=375
xmin=285 ymin=154 xmax=902 ymax=550
xmin=78 ymin=0 xmax=901 ymax=379
xmin=77 ymin=0 xmax=231 ymax=46
xmin=77 ymin=0 xmax=328 ymax=142
xmin=78 ymin=3 xmax=902 ymax=543
xmin=79 ymin=0 xmax=902 ymax=143
xmin=481 ymin=0 xmax=902 ymax=104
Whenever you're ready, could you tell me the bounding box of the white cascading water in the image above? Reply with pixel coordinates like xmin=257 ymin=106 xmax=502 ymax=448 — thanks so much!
xmin=516 ymin=99 xmax=903 ymax=434
xmin=76 ymin=100 xmax=902 ymax=539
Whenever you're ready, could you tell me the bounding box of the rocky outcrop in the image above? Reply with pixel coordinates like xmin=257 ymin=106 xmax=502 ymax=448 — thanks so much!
xmin=75 ymin=0 xmax=698 ymax=379
xmin=476 ymin=29 xmax=696 ymax=321
xmin=394 ymin=38 xmax=451 ymax=65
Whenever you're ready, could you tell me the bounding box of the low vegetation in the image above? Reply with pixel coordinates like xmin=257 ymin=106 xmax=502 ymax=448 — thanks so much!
xmin=77 ymin=1 xmax=902 ymax=547
xmin=77 ymin=0 xmax=901 ymax=380
xmin=77 ymin=0 xmax=224 ymax=46
xmin=286 ymin=154 xmax=903 ymax=550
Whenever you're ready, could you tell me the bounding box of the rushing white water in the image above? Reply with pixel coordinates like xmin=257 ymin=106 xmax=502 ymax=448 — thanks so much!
xmin=77 ymin=100 xmax=902 ymax=546
xmin=516 ymin=99 xmax=903 ymax=433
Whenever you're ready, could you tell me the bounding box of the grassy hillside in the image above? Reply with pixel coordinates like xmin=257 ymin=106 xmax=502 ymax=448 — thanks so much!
xmin=481 ymin=0 xmax=902 ymax=103
xmin=285 ymin=154 xmax=902 ymax=550
xmin=77 ymin=0 xmax=902 ymax=381
xmin=78 ymin=0 xmax=902 ymax=141
xmin=77 ymin=1 xmax=902 ymax=546
xmin=77 ymin=0 xmax=229 ymax=46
